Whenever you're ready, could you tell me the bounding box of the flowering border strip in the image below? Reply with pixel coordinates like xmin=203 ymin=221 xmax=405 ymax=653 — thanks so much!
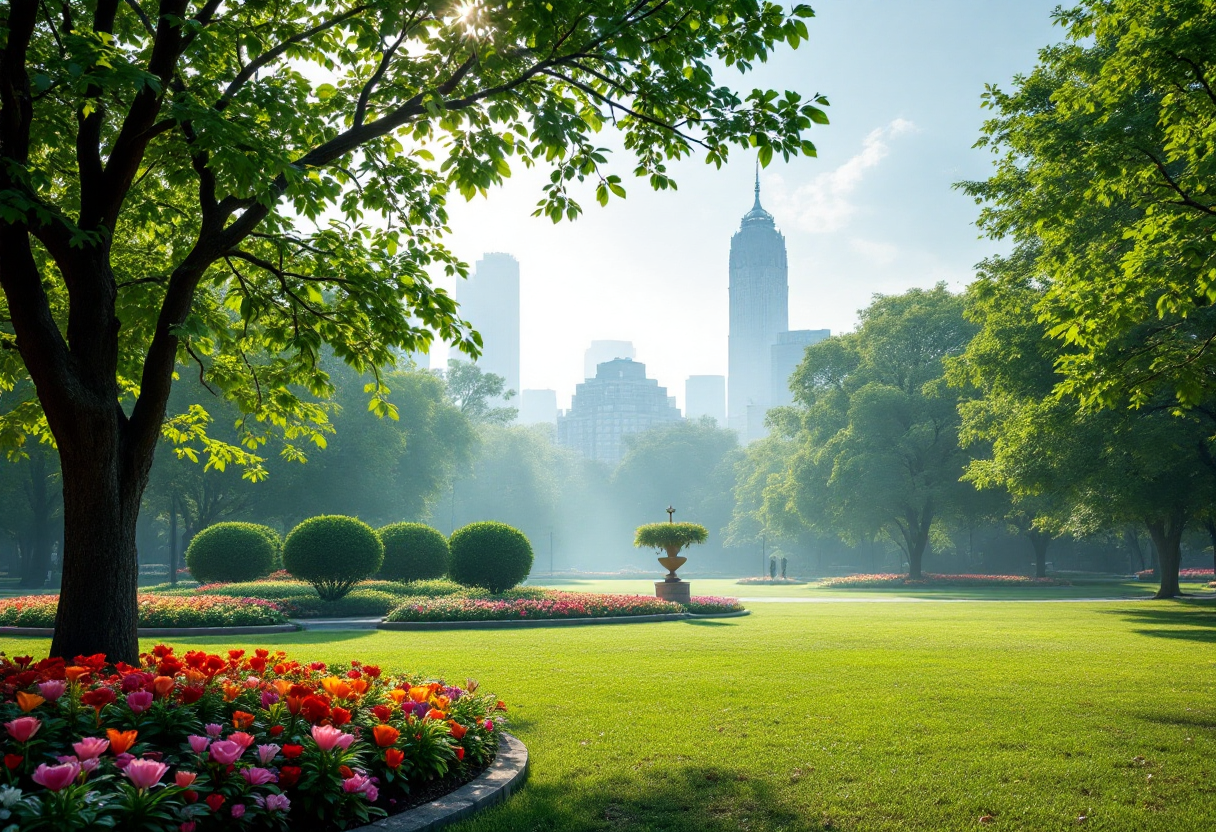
xmin=0 ymin=624 xmax=300 ymax=637
xmin=349 ymin=733 xmax=528 ymax=832
xmin=378 ymin=610 xmax=749 ymax=631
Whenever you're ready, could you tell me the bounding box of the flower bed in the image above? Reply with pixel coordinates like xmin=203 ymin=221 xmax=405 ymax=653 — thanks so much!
xmin=153 ymin=579 xmax=474 ymax=619
xmin=0 ymin=646 xmax=505 ymax=830
xmin=0 ymin=595 xmax=289 ymax=629
xmin=1136 ymin=568 xmax=1214 ymax=582
xmin=821 ymin=573 xmax=1071 ymax=588
xmin=385 ymin=590 xmax=745 ymax=622
xmin=684 ymin=596 xmax=746 ymax=614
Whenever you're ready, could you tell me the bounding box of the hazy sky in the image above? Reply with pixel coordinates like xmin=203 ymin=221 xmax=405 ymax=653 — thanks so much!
xmin=434 ymin=0 xmax=1064 ymax=409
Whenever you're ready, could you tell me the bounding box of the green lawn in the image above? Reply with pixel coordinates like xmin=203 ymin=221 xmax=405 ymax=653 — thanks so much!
xmin=2 ymin=596 xmax=1214 ymax=830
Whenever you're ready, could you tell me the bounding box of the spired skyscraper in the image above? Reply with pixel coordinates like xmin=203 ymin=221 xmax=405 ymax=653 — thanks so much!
xmin=728 ymin=168 xmax=788 ymax=439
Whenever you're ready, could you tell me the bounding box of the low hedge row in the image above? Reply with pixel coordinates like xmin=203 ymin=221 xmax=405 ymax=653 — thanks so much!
xmin=384 ymin=590 xmax=744 ymax=623
xmin=0 ymin=594 xmax=289 ymax=628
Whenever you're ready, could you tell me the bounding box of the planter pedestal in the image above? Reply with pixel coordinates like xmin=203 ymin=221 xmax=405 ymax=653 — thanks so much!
xmin=655 ymin=580 xmax=690 ymax=604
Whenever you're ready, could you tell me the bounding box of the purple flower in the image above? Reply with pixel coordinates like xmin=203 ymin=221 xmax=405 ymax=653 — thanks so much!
xmin=255 ymin=793 xmax=291 ymax=813
xmin=187 ymin=735 xmax=210 ymax=754
xmin=204 ymin=723 xmax=224 ymax=738
xmin=38 ymin=680 xmax=66 ymax=702
xmin=255 ymin=744 xmax=280 ymax=765
xmin=240 ymin=767 xmax=276 ymax=786
xmin=127 ymin=690 xmax=154 ymax=713
xmin=260 ymin=690 xmax=280 ymax=709
xmin=114 ymin=752 xmax=135 ymax=770
xmin=231 ymin=804 xmax=246 ymax=819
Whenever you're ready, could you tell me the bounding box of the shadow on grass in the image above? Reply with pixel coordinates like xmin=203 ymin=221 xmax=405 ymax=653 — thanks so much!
xmin=1103 ymin=604 xmax=1216 ymax=643
xmin=681 ymin=619 xmax=737 ymax=627
xmin=1134 ymin=710 xmax=1216 ymax=730
xmin=466 ymin=762 xmax=829 ymax=832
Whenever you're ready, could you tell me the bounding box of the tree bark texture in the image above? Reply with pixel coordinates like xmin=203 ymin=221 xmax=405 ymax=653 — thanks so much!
xmin=1145 ymin=513 xmax=1185 ymax=599
xmin=1027 ymin=530 xmax=1051 ymax=580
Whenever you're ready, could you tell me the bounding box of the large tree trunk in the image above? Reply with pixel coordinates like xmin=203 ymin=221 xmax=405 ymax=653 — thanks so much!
xmin=1027 ymin=530 xmax=1051 ymax=579
xmin=899 ymin=501 xmax=933 ymax=581
xmin=1145 ymin=513 xmax=1185 ymax=600
xmin=1204 ymin=518 xmax=1216 ymax=579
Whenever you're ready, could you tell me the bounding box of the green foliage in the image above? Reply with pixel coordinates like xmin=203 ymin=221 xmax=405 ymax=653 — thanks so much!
xmin=286 ymin=589 xmax=403 ymax=619
xmin=634 ymin=523 xmax=709 ymax=554
xmin=183 ymin=522 xmax=278 ymax=583
xmin=961 ymin=0 xmax=1216 ymax=408
xmin=443 ymin=360 xmax=518 ymax=425
xmin=377 ymin=522 xmax=450 ymax=582
xmin=448 ymin=521 xmax=534 ymax=593
xmin=283 ymin=516 xmax=385 ymax=601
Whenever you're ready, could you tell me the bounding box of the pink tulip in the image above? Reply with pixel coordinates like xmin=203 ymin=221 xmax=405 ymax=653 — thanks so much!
xmin=80 ymin=758 xmax=101 ymax=774
xmin=187 ymin=735 xmax=210 ymax=754
xmin=256 ymin=743 xmax=280 ymax=765
xmin=127 ymin=690 xmax=154 ymax=713
xmin=175 ymin=771 xmax=198 ymax=788
xmin=73 ymin=736 xmax=109 ymax=760
xmin=240 ymin=767 xmax=275 ymax=786
xmin=229 ymin=731 xmax=255 ymax=750
xmin=124 ymin=758 xmax=168 ymax=790
xmin=38 ymin=680 xmax=66 ymax=702
xmin=204 ymin=723 xmax=223 ymax=738
xmin=256 ymin=793 xmax=291 ymax=812
xmin=31 ymin=761 xmax=80 ymax=792
xmin=311 ymin=724 xmax=354 ymax=752
xmin=208 ymin=740 xmax=243 ymax=765
xmin=4 ymin=716 xmax=40 ymax=743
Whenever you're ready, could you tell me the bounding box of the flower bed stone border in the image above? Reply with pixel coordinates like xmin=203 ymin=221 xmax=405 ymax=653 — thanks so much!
xmin=0 ymin=623 xmax=300 ymax=637
xmin=378 ymin=609 xmax=749 ymax=631
xmin=353 ymin=733 xmax=528 ymax=832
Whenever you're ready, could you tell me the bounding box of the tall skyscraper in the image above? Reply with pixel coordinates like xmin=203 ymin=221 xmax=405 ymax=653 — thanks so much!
xmin=458 ymin=253 xmax=520 ymax=400
xmin=583 ymin=340 xmax=636 ymax=380
xmin=519 ymin=389 xmax=558 ymax=426
xmin=557 ymin=358 xmax=681 ymax=464
xmin=728 ymin=168 xmax=788 ymax=440
xmin=770 ymin=329 xmax=830 ymax=408
xmin=685 ymin=375 xmax=726 ymax=424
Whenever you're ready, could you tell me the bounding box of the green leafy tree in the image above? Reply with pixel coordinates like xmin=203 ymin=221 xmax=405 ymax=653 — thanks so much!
xmin=442 ymin=359 xmax=517 ymax=425
xmin=775 ymin=285 xmax=977 ymax=579
xmin=962 ymin=0 xmax=1216 ymax=409
xmin=0 ymin=0 xmax=826 ymax=658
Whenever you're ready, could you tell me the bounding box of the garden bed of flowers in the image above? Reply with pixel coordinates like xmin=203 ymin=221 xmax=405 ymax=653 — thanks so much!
xmin=0 ymin=645 xmax=505 ymax=830
xmin=384 ymin=590 xmax=743 ymax=622
xmin=683 ymin=596 xmax=746 ymax=614
xmin=0 ymin=595 xmax=289 ymax=629
xmin=147 ymin=579 xmax=469 ymax=619
xmin=1135 ymin=568 xmax=1214 ymax=582
xmin=821 ymin=573 xmax=1071 ymax=588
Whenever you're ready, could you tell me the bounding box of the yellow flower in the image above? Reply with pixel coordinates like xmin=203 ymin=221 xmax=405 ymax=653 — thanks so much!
xmin=320 ymin=677 xmax=352 ymax=700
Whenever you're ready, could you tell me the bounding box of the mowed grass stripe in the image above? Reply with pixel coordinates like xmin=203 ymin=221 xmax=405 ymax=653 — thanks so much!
xmin=1 ymin=598 xmax=1212 ymax=830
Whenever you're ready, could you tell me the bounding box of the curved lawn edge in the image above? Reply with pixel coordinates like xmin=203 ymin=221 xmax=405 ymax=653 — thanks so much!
xmin=0 ymin=623 xmax=301 ymax=637
xmin=378 ymin=610 xmax=749 ymax=630
xmin=352 ymin=733 xmax=528 ymax=832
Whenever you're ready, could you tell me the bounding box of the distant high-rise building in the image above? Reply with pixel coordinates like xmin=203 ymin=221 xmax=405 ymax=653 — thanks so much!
xmin=583 ymin=340 xmax=636 ymax=380
xmin=685 ymin=375 xmax=726 ymax=425
xmin=770 ymin=329 xmax=830 ymax=408
xmin=520 ymin=389 xmax=558 ymax=426
xmin=557 ymin=358 xmax=681 ymax=464
xmin=728 ymin=167 xmax=788 ymax=441
xmin=458 ymin=253 xmax=520 ymax=401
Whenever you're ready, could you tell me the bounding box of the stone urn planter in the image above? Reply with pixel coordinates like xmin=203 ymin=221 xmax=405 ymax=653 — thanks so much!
xmin=634 ymin=512 xmax=708 ymax=604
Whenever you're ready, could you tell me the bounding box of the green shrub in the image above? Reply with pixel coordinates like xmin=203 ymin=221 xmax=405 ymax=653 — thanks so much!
xmin=185 ymin=522 xmax=278 ymax=583
xmin=448 ymin=521 xmax=534 ymax=593
xmin=283 ymin=516 xmax=384 ymax=601
xmin=400 ymin=578 xmax=468 ymax=598
xmin=285 ymin=589 xmax=401 ymax=618
xmin=377 ymin=523 xmax=450 ymax=582
xmin=249 ymin=524 xmax=284 ymax=568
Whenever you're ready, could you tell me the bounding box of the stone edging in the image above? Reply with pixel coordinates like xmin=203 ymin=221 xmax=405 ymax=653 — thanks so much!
xmin=356 ymin=732 xmax=528 ymax=831
xmin=0 ymin=623 xmax=300 ymax=638
xmin=378 ymin=609 xmax=749 ymax=631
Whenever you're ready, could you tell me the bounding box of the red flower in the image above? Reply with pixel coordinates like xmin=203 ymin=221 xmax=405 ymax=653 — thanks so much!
xmin=4 ymin=754 xmax=22 ymax=770
xmin=183 ymin=790 xmax=198 ymax=803
xmin=248 ymin=657 xmax=267 ymax=673
xmin=346 ymin=669 xmax=362 ymax=679
xmin=281 ymin=744 xmax=303 ymax=760
xmin=180 ymin=685 xmax=204 ymax=705
xmin=384 ymin=748 xmax=405 ymax=769
xmin=338 ymin=765 xmax=354 ymax=779
xmin=74 ymin=653 xmax=107 ymax=671
xmin=205 ymin=794 xmax=225 ymax=812
xmin=331 ymin=707 xmax=351 ymax=727
xmin=300 ymin=695 xmax=330 ymax=723
xmin=227 ymin=650 xmax=245 ymax=662
xmin=454 ymin=747 xmax=465 ymax=761
xmin=279 ymin=766 xmax=302 ymax=788
xmin=269 ymin=725 xmax=284 ymax=737
xmin=81 ymin=687 xmax=116 ymax=710
xmin=231 ymin=711 xmax=255 ymax=730
xmin=449 ymin=722 xmax=467 ymax=740
xmin=254 ymin=649 xmax=269 ymax=659
xmin=363 ymin=665 xmax=382 ymax=678
xmin=372 ymin=705 xmax=393 ymax=723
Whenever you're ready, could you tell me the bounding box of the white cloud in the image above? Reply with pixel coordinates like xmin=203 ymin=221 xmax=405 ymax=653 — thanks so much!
xmin=848 ymin=237 xmax=901 ymax=267
xmin=772 ymin=118 xmax=916 ymax=233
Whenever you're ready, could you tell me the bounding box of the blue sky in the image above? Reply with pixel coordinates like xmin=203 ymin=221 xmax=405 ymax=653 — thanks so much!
xmin=437 ymin=0 xmax=1064 ymax=409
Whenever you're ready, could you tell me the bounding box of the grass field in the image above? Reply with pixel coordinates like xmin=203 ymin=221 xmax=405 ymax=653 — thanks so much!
xmin=2 ymin=594 xmax=1214 ymax=830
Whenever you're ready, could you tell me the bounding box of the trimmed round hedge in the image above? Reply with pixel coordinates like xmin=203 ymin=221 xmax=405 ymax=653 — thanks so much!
xmin=184 ymin=522 xmax=279 ymax=583
xmin=283 ymin=515 xmax=384 ymax=601
xmin=448 ymin=521 xmax=533 ymax=593
xmin=377 ymin=523 xmax=449 ymax=582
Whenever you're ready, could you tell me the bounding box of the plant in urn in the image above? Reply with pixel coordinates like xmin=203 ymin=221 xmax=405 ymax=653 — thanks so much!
xmin=634 ymin=507 xmax=708 ymax=604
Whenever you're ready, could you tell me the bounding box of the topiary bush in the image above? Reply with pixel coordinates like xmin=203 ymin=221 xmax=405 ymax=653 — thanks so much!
xmin=184 ymin=522 xmax=279 ymax=583
xmin=283 ymin=515 xmax=384 ymax=601
xmin=377 ymin=522 xmax=450 ymax=582
xmin=448 ymin=521 xmax=534 ymax=593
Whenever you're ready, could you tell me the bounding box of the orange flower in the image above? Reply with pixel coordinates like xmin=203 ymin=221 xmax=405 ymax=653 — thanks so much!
xmin=15 ymin=692 xmax=44 ymax=713
xmin=349 ymin=678 xmax=368 ymax=696
xmin=434 ymin=695 xmax=450 ymax=710
xmin=425 ymin=708 xmax=447 ymax=721
xmin=448 ymin=721 xmax=467 ymax=740
xmin=106 ymin=729 xmax=138 ymax=755
xmin=153 ymin=676 xmax=175 ymax=698
xmin=272 ymin=679 xmax=292 ymax=696
xmin=65 ymin=666 xmax=90 ymax=683
xmin=320 ymin=677 xmax=352 ymax=700
xmin=184 ymin=669 xmax=206 ymax=684
xmin=232 ymin=711 xmax=255 ymax=730
xmin=384 ymin=748 xmax=405 ymax=769
xmin=408 ymin=687 xmax=429 ymax=703
xmin=387 ymin=689 xmax=407 ymax=705
xmin=372 ymin=724 xmax=400 ymax=747
xmin=222 ymin=684 xmax=242 ymax=702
